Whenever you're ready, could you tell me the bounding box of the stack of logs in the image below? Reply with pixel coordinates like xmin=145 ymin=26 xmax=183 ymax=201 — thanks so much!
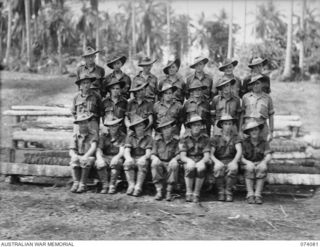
xmin=1 ymin=105 xmax=320 ymax=185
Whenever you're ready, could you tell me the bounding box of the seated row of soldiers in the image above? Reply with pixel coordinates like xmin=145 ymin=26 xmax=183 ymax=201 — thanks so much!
xmin=70 ymin=48 xmax=275 ymax=204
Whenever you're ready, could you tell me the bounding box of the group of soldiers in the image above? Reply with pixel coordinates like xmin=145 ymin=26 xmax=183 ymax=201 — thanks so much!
xmin=69 ymin=46 xmax=274 ymax=204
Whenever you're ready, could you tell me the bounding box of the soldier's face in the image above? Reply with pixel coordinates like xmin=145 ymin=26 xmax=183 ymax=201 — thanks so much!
xmin=222 ymin=120 xmax=234 ymax=133
xmin=113 ymin=60 xmax=123 ymax=70
xmin=134 ymin=122 xmax=146 ymax=135
xmin=252 ymin=80 xmax=262 ymax=93
xmin=190 ymin=88 xmax=202 ymax=99
xmin=195 ymin=61 xmax=205 ymax=72
xmin=224 ymin=64 xmax=234 ymax=75
xmin=168 ymin=63 xmax=178 ymax=75
xmin=110 ymin=84 xmax=121 ymax=97
xmin=84 ymin=55 xmax=96 ymax=66
xmin=136 ymin=88 xmax=146 ymax=99
xmin=163 ymin=89 xmax=173 ymax=101
xmin=249 ymin=126 xmax=260 ymax=139
xmin=221 ymin=83 xmax=231 ymax=94
xmin=252 ymin=64 xmax=262 ymax=73
xmin=161 ymin=124 xmax=173 ymax=139
xmin=191 ymin=121 xmax=202 ymax=136
xmin=109 ymin=124 xmax=120 ymax=136
xmin=142 ymin=65 xmax=152 ymax=73
xmin=79 ymin=80 xmax=91 ymax=94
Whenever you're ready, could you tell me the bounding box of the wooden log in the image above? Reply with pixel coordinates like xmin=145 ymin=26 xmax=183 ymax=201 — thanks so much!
xmin=269 ymin=159 xmax=318 ymax=167
xmin=272 ymin=152 xmax=312 ymax=160
xmin=267 ymin=173 xmax=320 ymax=185
xmin=273 ymin=130 xmax=292 ymax=138
xmin=12 ymin=120 xmax=73 ymax=131
xmin=274 ymin=115 xmax=301 ymax=121
xmin=270 ymin=139 xmax=307 ymax=152
xmin=11 ymin=105 xmax=70 ymax=111
xmin=0 ymin=147 xmax=15 ymax=162
xmin=0 ymin=162 xmax=71 ymax=177
xmin=3 ymin=109 xmax=72 ymax=117
xmin=303 ymin=133 xmax=320 ymax=149
xmin=268 ymin=163 xmax=320 ymax=174
xmin=274 ymin=120 xmax=302 ymax=129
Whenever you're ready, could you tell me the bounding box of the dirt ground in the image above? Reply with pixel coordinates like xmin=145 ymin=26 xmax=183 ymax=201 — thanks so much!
xmin=0 ymin=71 xmax=320 ymax=240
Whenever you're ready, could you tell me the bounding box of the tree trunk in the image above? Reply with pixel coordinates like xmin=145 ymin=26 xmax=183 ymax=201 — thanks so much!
xmin=146 ymin=35 xmax=150 ymax=57
xmin=82 ymin=34 xmax=87 ymax=53
xmin=4 ymin=0 xmax=12 ymax=66
xmin=57 ymin=28 xmax=62 ymax=74
xmin=227 ymin=0 xmax=233 ymax=58
xmin=25 ymin=0 xmax=32 ymax=69
xmin=167 ymin=0 xmax=170 ymax=53
xmin=243 ymin=0 xmax=247 ymax=44
xmin=299 ymin=0 xmax=306 ymax=76
xmin=131 ymin=1 xmax=136 ymax=55
xmin=91 ymin=0 xmax=100 ymax=64
xmin=282 ymin=0 xmax=293 ymax=79
xmin=20 ymin=29 xmax=26 ymax=58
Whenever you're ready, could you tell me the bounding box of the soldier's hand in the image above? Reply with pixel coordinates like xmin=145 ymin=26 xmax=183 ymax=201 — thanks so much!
xmin=267 ymin=131 xmax=273 ymax=142
xmin=226 ymin=161 xmax=238 ymax=176
xmin=257 ymin=161 xmax=267 ymax=171
xmin=79 ymin=156 xmax=89 ymax=165
xmin=214 ymin=160 xmax=225 ymax=171
xmin=245 ymin=160 xmax=255 ymax=171
xmin=110 ymin=156 xmax=120 ymax=166
xmin=96 ymin=159 xmax=106 ymax=169
xmin=70 ymin=154 xmax=79 ymax=163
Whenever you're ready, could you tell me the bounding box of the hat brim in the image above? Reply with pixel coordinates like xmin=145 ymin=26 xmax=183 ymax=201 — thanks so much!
xmin=138 ymin=59 xmax=157 ymax=67
xmin=160 ymin=85 xmax=177 ymax=94
xmin=248 ymin=76 xmax=265 ymax=85
xmin=185 ymin=119 xmax=203 ymax=128
xmin=156 ymin=120 xmax=176 ymax=131
xmin=248 ymin=59 xmax=268 ymax=68
xmin=219 ymin=60 xmax=238 ymax=71
xmin=190 ymin=58 xmax=209 ymax=69
xmin=107 ymin=56 xmax=127 ymax=69
xmin=216 ymin=78 xmax=236 ymax=89
xmin=188 ymin=85 xmax=208 ymax=91
xmin=129 ymin=118 xmax=149 ymax=131
xmin=107 ymin=80 xmax=126 ymax=90
xmin=163 ymin=58 xmax=181 ymax=74
xmin=74 ymin=114 xmax=94 ymax=124
xmin=243 ymin=122 xmax=264 ymax=135
xmin=103 ymin=118 xmax=123 ymax=126
xmin=129 ymin=82 xmax=149 ymax=92
xmin=82 ymin=50 xmax=100 ymax=57
xmin=75 ymin=77 xmax=96 ymax=86
xmin=217 ymin=118 xmax=237 ymax=129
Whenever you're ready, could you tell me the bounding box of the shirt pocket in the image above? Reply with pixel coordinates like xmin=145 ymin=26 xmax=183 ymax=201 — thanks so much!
xmin=258 ymin=103 xmax=268 ymax=119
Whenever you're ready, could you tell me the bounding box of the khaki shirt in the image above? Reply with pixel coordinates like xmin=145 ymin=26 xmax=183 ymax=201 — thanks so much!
xmin=126 ymin=98 xmax=153 ymax=121
xmin=242 ymin=92 xmax=275 ymax=120
xmin=153 ymin=100 xmax=183 ymax=129
xmin=125 ymin=133 xmax=153 ymax=157
xmin=186 ymin=72 xmax=214 ymax=99
xmin=210 ymin=94 xmax=241 ymax=121
xmin=242 ymin=137 xmax=272 ymax=162
xmin=71 ymin=92 xmax=102 ymax=118
xmin=134 ymin=71 xmax=158 ymax=102
xmin=98 ymin=131 xmax=126 ymax=156
xmin=211 ymin=134 xmax=241 ymax=161
xmin=151 ymin=135 xmax=180 ymax=162
xmin=179 ymin=132 xmax=210 ymax=162
xmin=102 ymin=96 xmax=127 ymax=119
xmin=103 ymin=70 xmax=131 ymax=99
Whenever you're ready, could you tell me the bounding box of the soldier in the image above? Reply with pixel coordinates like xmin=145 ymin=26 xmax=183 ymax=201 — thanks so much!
xmin=71 ymin=75 xmax=102 ymax=127
xmin=241 ymin=118 xmax=272 ymax=204
xmin=151 ymin=118 xmax=180 ymax=201
xmin=153 ymin=81 xmax=183 ymax=136
xmin=134 ymin=56 xmax=158 ymax=103
xmin=95 ymin=116 xmax=126 ymax=194
xmin=182 ymin=79 xmax=211 ymax=135
xmin=101 ymin=77 xmax=127 ymax=132
xmin=210 ymin=114 xmax=242 ymax=202
xmin=186 ymin=56 xmax=215 ymax=99
xmin=125 ymin=77 xmax=153 ymax=132
xmin=69 ymin=113 xmax=98 ymax=193
xmin=240 ymin=57 xmax=271 ymax=98
xmin=179 ymin=115 xmax=211 ymax=203
xmin=158 ymin=58 xmax=186 ymax=104
xmin=123 ymin=115 xmax=153 ymax=197
xmin=241 ymin=74 xmax=274 ymax=141
xmin=76 ymin=46 xmax=105 ymax=97
xmin=103 ymin=55 xmax=131 ymax=99
xmin=210 ymin=76 xmax=241 ymax=135
xmin=218 ymin=58 xmax=241 ymax=98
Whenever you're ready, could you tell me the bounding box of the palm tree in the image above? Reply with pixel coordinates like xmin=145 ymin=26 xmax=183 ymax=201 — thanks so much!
xmin=227 ymin=0 xmax=233 ymax=58
xmin=298 ymin=0 xmax=306 ymax=75
xmin=282 ymin=0 xmax=293 ymax=79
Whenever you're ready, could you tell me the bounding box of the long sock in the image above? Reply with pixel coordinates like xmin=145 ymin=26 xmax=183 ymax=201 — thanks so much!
xmin=194 ymin=177 xmax=205 ymax=196
xmin=184 ymin=177 xmax=194 ymax=195
xmin=255 ymin=178 xmax=265 ymax=197
xmin=245 ymin=178 xmax=255 ymax=198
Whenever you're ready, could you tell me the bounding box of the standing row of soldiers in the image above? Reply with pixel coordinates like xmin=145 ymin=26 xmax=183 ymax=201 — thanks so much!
xmin=69 ymin=46 xmax=274 ymax=204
